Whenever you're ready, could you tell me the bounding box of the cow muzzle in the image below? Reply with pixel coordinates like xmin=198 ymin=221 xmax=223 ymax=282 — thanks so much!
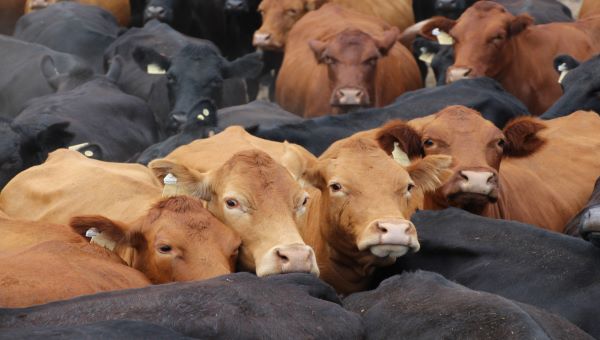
xmin=357 ymin=219 xmax=420 ymax=259
xmin=330 ymin=88 xmax=370 ymax=107
xmin=436 ymin=0 xmax=458 ymax=10
xmin=225 ymin=0 xmax=248 ymax=12
xmin=581 ymin=206 xmax=600 ymax=247
xmin=446 ymin=66 xmax=472 ymax=83
xmin=256 ymin=244 xmax=320 ymax=277
xmin=253 ymin=32 xmax=281 ymax=50
xmin=145 ymin=6 xmax=167 ymax=21
xmin=445 ymin=169 xmax=499 ymax=212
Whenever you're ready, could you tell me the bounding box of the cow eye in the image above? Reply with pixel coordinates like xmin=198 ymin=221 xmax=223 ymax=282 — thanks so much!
xmin=324 ymin=56 xmax=336 ymax=65
xmin=286 ymin=9 xmax=298 ymax=16
xmin=158 ymin=245 xmax=172 ymax=253
xmin=225 ymin=198 xmax=240 ymax=209
xmin=329 ymin=182 xmax=343 ymax=192
xmin=365 ymin=57 xmax=378 ymax=66
xmin=497 ymin=139 xmax=505 ymax=148
xmin=423 ymin=139 xmax=434 ymax=147
xmin=407 ymin=183 xmax=415 ymax=193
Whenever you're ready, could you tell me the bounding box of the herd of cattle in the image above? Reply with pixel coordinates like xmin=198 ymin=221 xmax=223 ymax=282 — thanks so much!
xmin=1 ymin=0 xmax=600 ymax=338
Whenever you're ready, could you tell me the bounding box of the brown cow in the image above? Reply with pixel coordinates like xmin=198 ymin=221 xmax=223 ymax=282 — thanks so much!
xmin=276 ymin=4 xmax=422 ymax=117
xmin=376 ymin=106 xmax=600 ymax=233
xmin=420 ymin=1 xmax=600 ymax=115
xmin=25 ymin=0 xmax=130 ymax=26
xmin=253 ymin=0 xmax=414 ymax=51
xmin=287 ymin=137 xmax=451 ymax=294
xmin=580 ymin=0 xmax=600 ymax=19
xmin=0 ymin=0 xmax=24 ymax=35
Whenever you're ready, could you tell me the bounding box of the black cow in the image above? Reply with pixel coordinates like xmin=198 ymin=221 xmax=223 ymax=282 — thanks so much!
xmin=541 ymin=54 xmax=600 ymax=119
xmin=414 ymin=0 xmax=477 ymax=21
xmin=11 ymin=57 xmax=159 ymax=166
xmin=0 ymin=273 xmax=364 ymax=339
xmin=13 ymin=2 xmax=120 ymax=72
xmin=345 ymin=271 xmax=592 ymax=339
xmin=376 ymin=208 xmax=600 ymax=338
xmin=0 ymin=320 xmax=193 ymax=340
xmin=104 ymin=20 xmax=262 ymax=130
xmin=135 ymin=100 xmax=303 ymax=164
xmin=564 ymin=177 xmax=600 ymax=247
xmin=0 ymin=36 xmax=94 ymax=119
xmin=253 ymin=77 xmax=529 ymax=155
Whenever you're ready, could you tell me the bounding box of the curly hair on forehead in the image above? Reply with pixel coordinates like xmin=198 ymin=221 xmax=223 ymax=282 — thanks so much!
xmin=145 ymin=195 xmax=210 ymax=225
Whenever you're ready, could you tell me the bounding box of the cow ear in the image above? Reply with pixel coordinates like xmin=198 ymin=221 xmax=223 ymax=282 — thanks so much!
xmin=105 ymin=55 xmax=123 ymax=83
xmin=407 ymin=155 xmax=453 ymax=193
xmin=420 ymin=16 xmax=456 ymax=40
xmin=303 ymin=164 xmax=326 ymax=190
xmin=132 ymin=46 xmax=171 ymax=75
xmin=223 ymin=51 xmax=263 ymax=79
xmin=36 ymin=122 xmax=75 ymax=154
xmin=376 ymin=120 xmax=424 ymax=160
xmin=281 ymin=141 xmax=317 ymax=183
xmin=502 ymin=117 xmax=546 ymax=157
xmin=308 ymin=40 xmax=328 ymax=62
xmin=70 ymin=215 xmax=129 ymax=244
xmin=305 ymin=0 xmax=326 ymax=11
xmin=149 ymin=159 xmax=213 ymax=201
xmin=375 ymin=27 xmax=400 ymax=55
xmin=41 ymin=55 xmax=61 ymax=89
xmin=508 ymin=14 xmax=533 ymax=37
xmin=553 ymin=55 xmax=579 ymax=74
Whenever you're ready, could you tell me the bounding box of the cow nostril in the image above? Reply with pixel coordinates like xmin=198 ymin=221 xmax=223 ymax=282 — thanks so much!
xmin=276 ymin=250 xmax=289 ymax=263
xmin=377 ymin=223 xmax=388 ymax=234
xmin=460 ymin=172 xmax=469 ymax=181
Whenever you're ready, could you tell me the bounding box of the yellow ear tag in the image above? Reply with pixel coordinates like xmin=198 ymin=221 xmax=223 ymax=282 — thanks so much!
xmin=84 ymin=150 xmax=94 ymax=157
xmin=197 ymin=114 xmax=205 ymax=121
xmin=418 ymin=47 xmax=434 ymax=65
xmin=147 ymin=63 xmax=166 ymax=75
xmin=557 ymin=63 xmax=569 ymax=84
xmin=203 ymin=108 xmax=210 ymax=116
xmin=432 ymin=28 xmax=454 ymax=46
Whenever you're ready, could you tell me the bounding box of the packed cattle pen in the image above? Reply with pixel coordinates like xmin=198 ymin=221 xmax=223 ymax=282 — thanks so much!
xmin=1 ymin=0 xmax=600 ymax=338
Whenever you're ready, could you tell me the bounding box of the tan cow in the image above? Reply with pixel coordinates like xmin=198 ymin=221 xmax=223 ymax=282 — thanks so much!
xmin=580 ymin=0 xmax=600 ymax=19
xmin=276 ymin=4 xmax=422 ymax=117
xmin=376 ymin=106 xmax=600 ymax=233
xmin=253 ymin=0 xmax=414 ymax=51
xmin=25 ymin=0 xmax=130 ymax=26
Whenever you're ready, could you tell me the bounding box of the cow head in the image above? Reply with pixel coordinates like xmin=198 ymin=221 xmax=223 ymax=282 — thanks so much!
xmin=149 ymin=150 xmax=319 ymax=277
xmin=133 ymin=44 xmax=262 ymax=128
xmin=296 ymin=137 xmax=451 ymax=274
xmin=0 ymin=118 xmax=74 ymax=189
xmin=70 ymin=196 xmax=241 ymax=283
xmin=542 ymin=55 xmax=600 ymax=119
xmin=309 ymin=28 xmax=399 ymax=111
xmin=377 ymin=105 xmax=546 ymax=214
xmin=254 ymin=0 xmax=326 ymax=51
xmin=167 ymin=99 xmax=218 ymax=135
xmin=421 ymin=1 xmax=533 ymax=83
xmin=144 ymin=0 xmax=176 ymax=23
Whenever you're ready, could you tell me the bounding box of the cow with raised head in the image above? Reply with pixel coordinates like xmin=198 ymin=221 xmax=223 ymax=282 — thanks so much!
xmin=376 ymin=106 xmax=600 ymax=232
xmin=420 ymin=1 xmax=600 ymax=115
xmin=276 ymin=4 xmax=421 ymax=117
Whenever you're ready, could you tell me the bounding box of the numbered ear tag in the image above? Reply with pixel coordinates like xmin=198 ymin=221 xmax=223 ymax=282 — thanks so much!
xmin=432 ymin=28 xmax=454 ymax=45
xmin=557 ymin=62 xmax=569 ymax=84
xmin=147 ymin=63 xmax=166 ymax=75
xmin=418 ymin=47 xmax=434 ymax=65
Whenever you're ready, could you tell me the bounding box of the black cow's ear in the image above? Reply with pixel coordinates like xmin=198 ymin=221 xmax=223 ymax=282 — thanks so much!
xmin=223 ymin=51 xmax=263 ymax=79
xmin=553 ymin=55 xmax=580 ymax=74
xmin=508 ymin=14 xmax=533 ymax=37
xmin=105 ymin=55 xmax=123 ymax=83
xmin=74 ymin=143 xmax=103 ymax=160
xmin=413 ymin=37 xmax=441 ymax=55
xmin=36 ymin=122 xmax=75 ymax=154
xmin=132 ymin=46 xmax=171 ymax=75
xmin=41 ymin=55 xmax=61 ymax=89
xmin=376 ymin=120 xmax=424 ymax=159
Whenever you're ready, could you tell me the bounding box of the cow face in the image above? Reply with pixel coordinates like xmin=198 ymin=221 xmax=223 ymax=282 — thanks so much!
xmin=254 ymin=0 xmax=325 ymax=50
xmin=377 ymin=106 xmax=546 ymax=214
xmin=421 ymin=1 xmax=533 ymax=83
xmin=149 ymin=150 xmax=319 ymax=277
xmin=168 ymin=99 xmax=218 ymax=135
xmin=144 ymin=0 xmax=175 ymax=23
xmin=70 ymin=196 xmax=241 ymax=283
xmin=309 ymin=28 xmax=399 ymax=111
xmin=301 ymin=137 xmax=451 ymax=266
xmin=133 ymin=44 xmax=262 ymax=129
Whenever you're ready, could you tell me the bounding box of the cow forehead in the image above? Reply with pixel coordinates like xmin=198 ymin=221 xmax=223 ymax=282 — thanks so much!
xmin=425 ymin=108 xmax=499 ymax=136
xmin=261 ymin=0 xmax=304 ymax=10
xmin=455 ymin=3 xmax=510 ymax=34
xmin=326 ymin=31 xmax=380 ymax=59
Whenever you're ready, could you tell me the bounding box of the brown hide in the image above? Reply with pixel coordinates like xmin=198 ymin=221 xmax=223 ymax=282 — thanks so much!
xmin=580 ymin=0 xmax=600 ymax=19
xmin=24 ymin=0 xmax=130 ymax=26
xmin=276 ymin=4 xmax=422 ymax=118
xmin=420 ymin=1 xmax=600 ymax=115
xmin=377 ymin=107 xmax=600 ymax=233
xmin=254 ymin=0 xmax=413 ymax=51
xmin=149 ymin=127 xmax=319 ymax=277
xmin=0 ymin=218 xmax=149 ymax=307
xmin=0 ymin=0 xmax=24 ymax=35
xmin=296 ymin=137 xmax=451 ymax=294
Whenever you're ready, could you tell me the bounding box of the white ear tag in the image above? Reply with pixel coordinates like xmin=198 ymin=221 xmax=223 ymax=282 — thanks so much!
xmin=392 ymin=142 xmax=411 ymax=166
xmin=418 ymin=47 xmax=434 ymax=65
xmin=147 ymin=63 xmax=166 ymax=75
xmin=197 ymin=114 xmax=205 ymax=121
xmin=162 ymin=173 xmax=179 ymax=197
xmin=432 ymin=28 xmax=454 ymax=45
xmin=68 ymin=142 xmax=90 ymax=152
xmin=85 ymin=227 xmax=100 ymax=238
xmin=84 ymin=150 xmax=94 ymax=157
xmin=557 ymin=62 xmax=569 ymax=84
xmin=203 ymin=108 xmax=210 ymax=116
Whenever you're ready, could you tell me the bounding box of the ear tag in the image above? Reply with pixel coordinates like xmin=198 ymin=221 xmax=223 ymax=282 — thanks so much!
xmin=432 ymin=28 xmax=454 ymax=45
xmin=68 ymin=142 xmax=90 ymax=152
xmin=85 ymin=227 xmax=99 ymax=238
xmin=147 ymin=63 xmax=166 ymax=75
xmin=557 ymin=62 xmax=569 ymax=84
xmin=208 ymin=130 xmax=215 ymax=137
xmin=203 ymin=108 xmax=210 ymax=116
xmin=162 ymin=173 xmax=179 ymax=197
xmin=84 ymin=150 xmax=94 ymax=157
xmin=418 ymin=47 xmax=434 ymax=65
xmin=197 ymin=114 xmax=205 ymax=121
xmin=392 ymin=142 xmax=411 ymax=166
xmin=86 ymin=228 xmax=116 ymax=251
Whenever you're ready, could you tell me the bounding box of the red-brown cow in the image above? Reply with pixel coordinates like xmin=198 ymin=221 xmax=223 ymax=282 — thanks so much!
xmin=420 ymin=1 xmax=600 ymax=115
xmin=276 ymin=4 xmax=422 ymax=118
